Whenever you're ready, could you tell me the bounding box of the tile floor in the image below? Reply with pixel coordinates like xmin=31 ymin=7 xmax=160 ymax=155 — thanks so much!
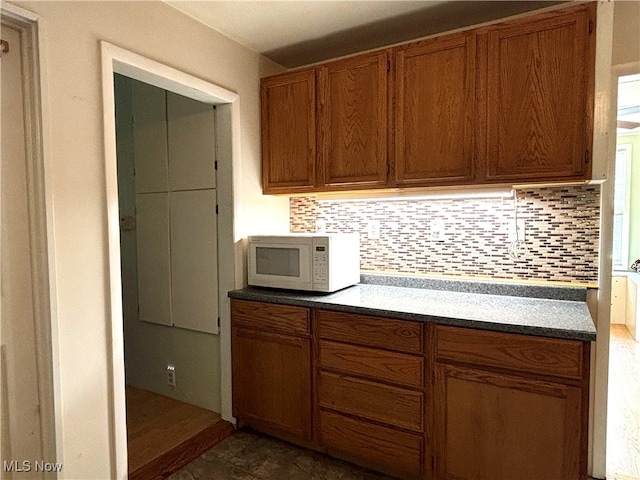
xmin=167 ymin=429 xmax=395 ymax=480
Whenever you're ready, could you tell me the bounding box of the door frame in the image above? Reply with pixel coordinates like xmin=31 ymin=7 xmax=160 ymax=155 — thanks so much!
xmin=0 ymin=2 xmax=59 ymax=471
xmin=601 ymin=60 xmax=640 ymax=480
xmin=100 ymin=42 xmax=240 ymax=478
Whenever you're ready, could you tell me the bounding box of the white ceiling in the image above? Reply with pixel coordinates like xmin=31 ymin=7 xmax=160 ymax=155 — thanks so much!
xmin=166 ymin=1 xmax=437 ymax=54
xmin=165 ymin=1 xmax=563 ymax=68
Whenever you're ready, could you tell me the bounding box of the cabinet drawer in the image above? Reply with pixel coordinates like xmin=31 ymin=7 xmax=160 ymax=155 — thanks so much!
xmin=317 ymin=310 xmax=423 ymax=354
xmin=231 ymin=299 xmax=309 ymax=336
xmin=319 ymin=340 xmax=423 ymax=388
xmin=318 ymin=372 xmax=423 ymax=432
xmin=435 ymin=325 xmax=585 ymax=380
xmin=320 ymin=410 xmax=422 ymax=477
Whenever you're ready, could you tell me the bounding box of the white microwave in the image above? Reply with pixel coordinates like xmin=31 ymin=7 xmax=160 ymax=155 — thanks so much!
xmin=247 ymin=234 xmax=360 ymax=292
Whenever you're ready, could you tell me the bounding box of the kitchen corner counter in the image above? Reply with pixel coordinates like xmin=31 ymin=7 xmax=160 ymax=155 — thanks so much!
xmin=228 ymin=281 xmax=596 ymax=342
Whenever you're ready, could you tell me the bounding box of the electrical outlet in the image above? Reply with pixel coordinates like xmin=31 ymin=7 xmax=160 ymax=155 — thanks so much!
xmin=367 ymin=220 xmax=380 ymax=239
xmin=315 ymin=219 xmax=326 ymax=233
xmin=167 ymin=365 xmax=176 ymax=387
xmin=430 ymin=219 xmax=445 ymax=241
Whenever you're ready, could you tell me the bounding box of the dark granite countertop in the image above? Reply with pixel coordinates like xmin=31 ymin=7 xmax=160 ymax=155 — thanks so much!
xmin=228 ymin=276 xmax=596 ymax=342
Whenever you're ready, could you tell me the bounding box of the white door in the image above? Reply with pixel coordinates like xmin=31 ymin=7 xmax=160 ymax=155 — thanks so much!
xmin=170 ymin=190 xmax=219 ymax=333
xmin=132 ymin=85 xmax=216 ymax=193
xmin=135 ymin=192 xmax=172 ymax=326
xmin=167 ymin=92 xmax=216 ymax=191
xmin=132 ymin=82 xmax=219 ymax=334
xmin=132 ymin=81 xmax=169 ymax=194
xmin=135 ymin=191 xmax=219 ymax=333
xmin=0 ymin=24 xmax=44 ymax=478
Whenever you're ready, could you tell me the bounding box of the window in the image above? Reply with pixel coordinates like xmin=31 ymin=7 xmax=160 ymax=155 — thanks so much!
xmin=613 ymin=73 xmax=640 ymax=271
xmin=612 ymin=144 xmax=632 ymax=270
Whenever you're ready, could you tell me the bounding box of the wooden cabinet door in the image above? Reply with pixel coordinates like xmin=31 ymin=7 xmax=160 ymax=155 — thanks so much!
xmin=395 ymin=33 xmax=476 ymax=186
xmin=231 ymin=327 xmax=312 ymax=440
xmin=318 ymin=51 xmax=389 ymax=189
xmin=434 ymin=363 xmax=583 ymax=480
xmin=484 ymin=4 xmax=595 ymax=182
xmin=261 ymin=69 xmax=317 ymax=194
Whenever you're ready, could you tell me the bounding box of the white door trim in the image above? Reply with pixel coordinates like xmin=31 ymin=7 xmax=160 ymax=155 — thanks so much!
xmin=595 ymin=59 xmax=640 ymax=480
xmin=100 ymin=41 xmax=240 ymax=479
xmin=1 ymin=2 xmax=59 ymax=473
xmin=589 ymin=2 xmax=617 ymax=478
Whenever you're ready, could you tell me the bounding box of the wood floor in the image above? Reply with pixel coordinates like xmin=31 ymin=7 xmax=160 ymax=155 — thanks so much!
xmin=607 ymin=325 xmax=640 ymax=480
xmin=126 ymin=386 xmax=234 ymax=480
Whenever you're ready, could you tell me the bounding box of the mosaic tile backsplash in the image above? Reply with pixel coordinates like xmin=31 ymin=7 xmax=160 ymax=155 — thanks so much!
xmin=290 ymin=186 xmax=600 ymax=284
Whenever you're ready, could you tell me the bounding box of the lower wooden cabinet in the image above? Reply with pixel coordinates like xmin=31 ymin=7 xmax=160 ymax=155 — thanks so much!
xmin=231 ymin=328 xmax=312 ymax=440
xmin=230 ymin=300 xmax=591 ymax=480
xmin=231 ymin=300 xmax=312 ymax=440
xmin=434 ymin=363 xmax=583 ymax=480
xmin=433 ymin=325 xmax=589 ymax=480
xmin=317 ymin=310 xmax=427 ymax=478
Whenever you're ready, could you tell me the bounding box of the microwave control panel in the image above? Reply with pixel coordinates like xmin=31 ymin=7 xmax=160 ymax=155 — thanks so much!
xmin=313 ymin=245 xmax=328 ymax=283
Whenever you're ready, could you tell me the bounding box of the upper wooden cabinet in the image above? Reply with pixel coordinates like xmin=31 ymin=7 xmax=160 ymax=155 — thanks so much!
xmin=483 ymin=3 xmax=596 ymax=182
xmin=260 ymin=2 xmax=597 ymax=194
xmin=262 ymin=52 xmax=389 ymax=193
xmin=261 ymin=69 xmax=317 ymax=194
xmin=318 ymin=51 xmax=389 ymax=189
xmin=395 ymin=32 xmax=476 ymax=186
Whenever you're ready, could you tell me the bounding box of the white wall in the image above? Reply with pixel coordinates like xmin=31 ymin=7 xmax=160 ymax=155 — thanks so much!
xmin=612 ymin=1 xmax=640 ymax=68
xmin=11 ymin=1 xmax=287 ymax=478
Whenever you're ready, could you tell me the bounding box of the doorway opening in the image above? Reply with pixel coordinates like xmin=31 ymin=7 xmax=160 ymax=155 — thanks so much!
xmin=112 ymin=73 xmax=234 ymax=478
xmin=101 ymin=42 xmax=239 ymax=479
xmin=607 ymin=72 xmax=640 ymax=480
